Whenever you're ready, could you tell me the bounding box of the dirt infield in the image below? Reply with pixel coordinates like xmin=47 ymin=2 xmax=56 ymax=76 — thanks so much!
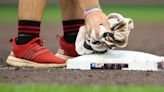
xmin=0 ymin=22 xmax=164 ymax=85
xmin=1 ymin=67 xmax=164 ymax=86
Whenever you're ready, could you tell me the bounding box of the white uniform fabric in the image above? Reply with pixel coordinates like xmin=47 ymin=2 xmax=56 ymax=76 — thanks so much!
xmin=76 ymin=13 xmax=134 ymax=55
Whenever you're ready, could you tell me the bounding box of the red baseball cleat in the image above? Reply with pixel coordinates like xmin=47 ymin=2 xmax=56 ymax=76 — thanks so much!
xmin=6 ymin=37 xmax=66 ymax=68
xmin=56 ymin=36 xmax=79 ymax=61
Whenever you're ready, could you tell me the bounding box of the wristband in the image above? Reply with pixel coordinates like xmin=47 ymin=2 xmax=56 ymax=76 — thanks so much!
xmin=84 ymin=6 xmax=102 ymax=16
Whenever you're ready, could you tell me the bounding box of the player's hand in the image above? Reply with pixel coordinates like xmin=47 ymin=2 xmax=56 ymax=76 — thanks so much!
xmin=85 ymin=11 xmax=112 ymax=38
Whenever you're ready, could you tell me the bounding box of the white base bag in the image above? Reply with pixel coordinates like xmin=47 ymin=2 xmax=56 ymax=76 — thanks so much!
xmin=66 ymin=50 xmax=164 ymax=71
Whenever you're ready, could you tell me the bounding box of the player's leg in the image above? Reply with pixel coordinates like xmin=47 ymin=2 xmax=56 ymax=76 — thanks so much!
xmin=59 ymin=0 xmax=84 ymax=20
xmin=6 ymin=0 xmax=66 ymax=68
xmin=56 ymin=0 xmax=85 ymax=60
xmin=17 ymin=0 xmax=47 ymax=44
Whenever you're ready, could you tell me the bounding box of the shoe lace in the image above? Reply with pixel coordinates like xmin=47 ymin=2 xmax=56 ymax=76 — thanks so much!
xmin=56 ymin=34 xmax=60 ymax=41
xmin=36 ymin=39 xmax=45 ymax=46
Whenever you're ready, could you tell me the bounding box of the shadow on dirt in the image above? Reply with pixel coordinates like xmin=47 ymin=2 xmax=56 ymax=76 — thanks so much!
xmin=0 ymin=56 xmax=7 ymax=67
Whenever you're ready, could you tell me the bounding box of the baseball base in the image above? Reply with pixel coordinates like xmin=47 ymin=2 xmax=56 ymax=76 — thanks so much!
xmin=66 ymin=50 xmax=164 ymax=71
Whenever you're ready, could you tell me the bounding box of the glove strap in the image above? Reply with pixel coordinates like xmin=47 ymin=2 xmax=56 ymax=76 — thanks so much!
xmin=84 ymin=41 xmax=93 ymax=50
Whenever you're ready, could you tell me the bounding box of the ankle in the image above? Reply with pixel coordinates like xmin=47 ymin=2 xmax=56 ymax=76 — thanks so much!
xmin=62 ymin=19 xmax=84 ymax=43
xmin=17 ymin=20 xmax=41 ymax=45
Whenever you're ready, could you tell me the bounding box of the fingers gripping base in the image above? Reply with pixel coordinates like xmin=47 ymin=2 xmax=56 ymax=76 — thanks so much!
xmin=71 ymin=13 xmax=163 ymax=71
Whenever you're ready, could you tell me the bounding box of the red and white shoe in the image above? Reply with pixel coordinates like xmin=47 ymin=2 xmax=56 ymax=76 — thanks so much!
xmin=6 ymin=37 xmax=66 ymax=68
xmin=56 ymin=37 xmax=78 ymax=61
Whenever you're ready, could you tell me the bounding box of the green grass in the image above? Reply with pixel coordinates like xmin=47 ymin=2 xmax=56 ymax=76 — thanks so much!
xmin=0 ymin=84 xmax=164 ymax=92
xmin=0 ymin=4 xmax=164 ymax=23
xmin=103 ymin=4 xmax=164 ymax=22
